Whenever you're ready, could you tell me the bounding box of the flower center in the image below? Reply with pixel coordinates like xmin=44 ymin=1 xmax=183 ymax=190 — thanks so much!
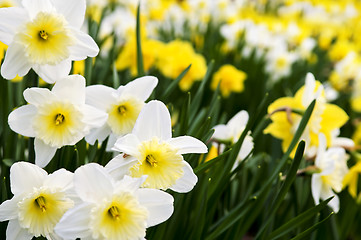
xmin=117 ymin=105 xmax=127 ymax=116
xmin=130 ymin=138 xmax=185 ymax=190
xmin=145 ymin=154 xmax=157 ymax=167
xmin=34 ymin=196 xmax=47 ymax=212
xmin=18 ymin=188 xmax=73 ymax=237
xmin=55 ymin=113 xmax=65 ymax=125
xmin=107 ymin=97 xmax=144 ymax=136
xmin=39 ymin=30 xmax=48 ymax=40
xmin=33 ymin=102 xmax=83 ymax=148
xmin=108 ymin=206 xmax=121 ymax=221
xmin=18 ymin=11 xmax=74 ymax=65
xmin=90 ymin=193 xmax=149 ymax=240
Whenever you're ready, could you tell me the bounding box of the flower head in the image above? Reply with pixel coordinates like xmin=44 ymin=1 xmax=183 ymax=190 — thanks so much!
xmin=211 ymin=64 xmax=247 ymax=98
xmin=85 ymin=76 xmax=158 ymax=150
xmin=0 ymin=162 xmax=74 ymax=239
xmin=212 ymin=110 xmax=254 ymax=169
xmin=311 ymin=134 xmax=349 ymax=213
xmin=55 ymin=163 xmax=174 ymax=240
xmin=264 ymin=73 xmax=349 ymax=157
xmin=8 ymin=75 xmax=108 ymax=167
xmin=107 ymin=100 xmax=208 ymax=192
xmin=0 ymin=0 xmax=99 ymax=83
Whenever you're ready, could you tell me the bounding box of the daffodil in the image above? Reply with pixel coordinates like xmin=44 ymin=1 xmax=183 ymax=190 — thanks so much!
xmin=85 ymin=76 xmax=158 ymax=150
xmin=212 ymin=110 xmax=254 ymax=170
xmin=264 ymin=73 xmax=349 ymax=157
xmin=8 ymin=75 xmax=108 ymax=167
xmin=211 ymin=64 xmax=247 ymax=98
xmin=0 ymin=162 xmax=74 ymax=239
xmin=107 ymin=100 xmax=208 ymax=192
xmin=0 ymin=0 xmax=99 ymax=83
xmin=54 ymin=163 xmax=174 ymax=240
xmin=312 ymin=134 xmax=349 ymax=213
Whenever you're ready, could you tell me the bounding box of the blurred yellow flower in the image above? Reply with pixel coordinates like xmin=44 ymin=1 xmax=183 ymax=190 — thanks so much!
xmin=343 ymin=161 xmax=361 ymax=199
xmin=115 ymin=37 xmax=165 ymax=76
xmin=211 ymin=64 xmax=247 ymax=98
xmin=157 ymin=40 xmax=207 ymax=91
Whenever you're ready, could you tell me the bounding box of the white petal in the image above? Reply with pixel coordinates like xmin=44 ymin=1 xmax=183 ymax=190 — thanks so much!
xmin=1 ymin=42 xmax=32 ymax=80
xmin=34 ymin=138 xmax=58 ymax=168
xmin=44 ymin=168 xmax=73 ymax=190
xmin=237 ymin=135 xmax=254 ymax=160
xmin=52 ymin=74 xmax=85 ymax=104
xmin=115 ymin=175 xmax=147 ymax=193
xmin=326 ymin=193 xmax=340 ymax=213
xmin=69 ymin=28 xmax=99 ymax=60
xmin=332 ymin=137 xmax=355 ymax=148
xmin=22 ymin=0 xmax=54 ymax=19
xmin=228 ymin=110 xmax=249 ymax=131
xmin=74 ymin=163 xmax=114 ymax=203
xmin=302 ymin=72 xmax=316 ymax=107
xmin=85 ymin=123 xmax=111 ymax=145
xmin=85 ymin=85 xmax=116 ymax=110
xmin=8 ymin=105 xmax=37 ymax=137
xmin=137 ymin=189 xmax=174 ymax=227
xmin=0 ymin=7 xmax=28 ymax=45
xmin=0 ymin=198 xmax=18 ymax=221
xmin=105 ymin=155 xmax=138 ymax=181
xmin=106 ymin=133 xmax=118 ymax=151
xmin=133 ymin=100 xmax=172 ymax=141
xmin=120 ymin=76 xmax=158 ymax=101
xmin=6 ymin=219 xmax=33 ymax=240
xmin=23 ymin=88 xmax=53 ymax=106
xmin=53 ymin=0 xmax=85 ymax=29
xmin=55 ymin=202 xmax=93 ymax=239
xmin=170 ymin=161 xmax=197 ymax=193
xmin=212 ymin=125 xmax=230 ymax=140
xmin=311 ymin=174 xmax=322 ymax=205
xmin=10 ymin=161 xmax=47 ymax=195
xmin=82 ymin=105 xmax=108 ymax=130
xmin=33 ymin=59 xmax=71 ymax=84
xmin=315 ymin=133 xmax=327 ymax=167
xmin=167 ymin=136 xmax=208 ymax=154
xmin=113 ymin=134 xmax=141 ymax=155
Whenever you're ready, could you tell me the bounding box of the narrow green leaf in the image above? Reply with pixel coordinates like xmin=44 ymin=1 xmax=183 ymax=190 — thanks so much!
xmin=268 ymin=197 xmax=333 ymax=239
xmin=290 ymin=212 xmax=334 ymax=240
xmin=136 ymin=3 xmax=144 ymax=76
xmin=194 ymin=149 xmax=231 ymax=174
xmin=257 ymin=140 xmax=305 ymax=238
xmin=190 ymin=60 xmax=215 ymax=120
xmin=112 ymin=63 xmax=120 ymax=88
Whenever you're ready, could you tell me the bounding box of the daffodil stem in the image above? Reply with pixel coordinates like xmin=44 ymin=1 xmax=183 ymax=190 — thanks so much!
xmin=27 ymin=70 xmax=38 ymax=164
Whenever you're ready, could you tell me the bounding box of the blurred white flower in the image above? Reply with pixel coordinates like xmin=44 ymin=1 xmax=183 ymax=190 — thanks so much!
xmin=85 ymin=76 xmax=158 ymax=150
xmin=312 ymin=134 xmax=349 ymax=213
xmin=107 ymin=100 xmax=208 ymax=192
xmin=264 ymin=46 xmax=297 ymax=82
xmin=212 ymin=110 xmax=254 ymax=170
xmin=8 ymin=75 xmax=107 ymax=167
xmin=55 ymin=163 xmax=174 ymax=240
xmin=0 ymin=0 xmax=99 ymax=83
xmin=0 ymin=162 xmax=74 ymax=239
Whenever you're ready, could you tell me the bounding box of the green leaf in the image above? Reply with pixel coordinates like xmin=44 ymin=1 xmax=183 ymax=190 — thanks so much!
xmin=136 ymin=3 xmax=144 ymax=76
xmin=257 ymin=140 xmax=306 ymax=238
xmin=268 ymin=197 xmax=333 ymax=239
xmin=161 ymin=64 xmax=192 ymax=100
xmin=290 ymin=212 xmax=334 ymax=240
xmin=2 ymin=159 xmax=14 ymax=167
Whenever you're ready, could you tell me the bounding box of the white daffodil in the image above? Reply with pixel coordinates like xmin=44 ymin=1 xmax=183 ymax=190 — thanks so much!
xmin=106 ymin=100 xmax=208 ymax=193
xmin=212 ymin=110 xmax=254 ymax=170
xmin=8 ymin=75 xmax=108 ymax=167
xmin=54 ymin=163 xmax=174 ymax=240
xmin=0 ymin=0 xmax=99 ymax=83
xmin=85 ymin=76 xmax=158 ymax=150
xmin=311 ymin=134 xmax=349 ymax=213
xmin=0 ymin=161 xmax=74 ymax=240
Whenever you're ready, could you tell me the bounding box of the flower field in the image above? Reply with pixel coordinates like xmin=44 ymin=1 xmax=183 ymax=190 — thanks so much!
xmin=1 ymin=0 xmax=361 ymax=239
